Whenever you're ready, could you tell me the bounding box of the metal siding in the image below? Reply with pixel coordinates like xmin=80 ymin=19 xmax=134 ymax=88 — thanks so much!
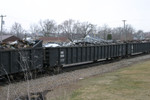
xmin=119 ymin=45 xmax=122 ymax=56
xmin=98 ymin=46 xmax=101 ymax=59
xmin=65 ymin=48 xmax=68 ymax=64
xmin=116 ymin=45 xmax=118 ymax=56
xmin=148 ymin=43 xmax=150 ymax=51
xmin=133 ymin=44 xmax=136 ymax=53
xmin=1 ymin=51 xmax=10 ymax=75
xmin=134 ymin=44 xmax=136 ymax=53
xmin=72 ymin=47 xmax=77 ymax=63
xmin=140 ymin=43 xmax=142 ymax=52
xmin=114 ymin=45 xmax=116 ymax=57
xmin=87 ymin=47 xmax=90 ymax=61
xmin=123 ymin=44 xmax=126 ymax=55
xmin=85 ymin=47 xmax=88 ymax=61
xmin=90 ymin=47 xmax=93 ymax=60
xmin=129 ymin=44 xmax=132 ymax=54
xmin=67 ymin=48 xmax=71 ymax=64
xmin=136 ymin=44 xmax=138 ymax=53
xmin=139 ymin=43 xmax=141 ymax=52
xmin=101 ymin=46 xmax=104 ymax=59
xmin=108 ymin=45 xmax=110 ymax=58
xmin=102 ymin=46 xmax=104 ymax=58
xmin=0 ymin=51 xmax=3 ymax=76
xmin=138 ymin=43 xmax=140 ymax=52
xmin=94 ymin=46 xmax=98 ymax=60
xmin=121 ymin=44 xmax=123 ymax=56
xmin=145 ymin=43 xmax=147 ymax=52
xmin=116 ymin=45 xmax=119 ymax=56
xmin=146 ymin=43 xmax=148 ymax=52
xmin=11 ymin=51 xmax=19 ymax=73
xmin=77 ymin=47 xmax=81 ymax=62
xmin=119 ymin=45 xmax=121 ymax=56
xmin=115 ymin=45 xmax=117 ymax=56
xmin=112 ymin=45 xmax=115 ymax=57
xmin=99 ymin=46 xmax=103 ymax=59
xmin=113 ymin=45 xmax=116 ymax=57
xmin=19 ymin=50 xmax=31 ymax=72
xmin=118 ymin=45 xmax=120 ymax=56
xmin=83 ymin=47 xmax=86 ymax=61
xmin=0 ymin=51 xmax=1 ymax=76
xmin=33 ymin=49 xmax=43 ymax=69
xmin=110 ymin=45 xmax=113 ymax=57
xmin=97 ymin=46 xmax=100 ymax=59
xmin=142 ymin=43 xmax=144 ymax=52
xmin=48 ymin=48 xmax=59 ymax=66
xmin=81 ymin=47 xmax=85 ymax=62
xmin=104 ymin=46 xmax=107 ymax=58
xmin=106 ymin=45 xmax=108 ymax=58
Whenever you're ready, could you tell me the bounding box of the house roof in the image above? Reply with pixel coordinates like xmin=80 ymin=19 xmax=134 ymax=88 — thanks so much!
xmin=0 ymin=35 xmax=20 ymax=43
xmin=0 ymin=35 xmax=13 ymax=40
xmin=39 ymin=37 xmax=70 ymax=42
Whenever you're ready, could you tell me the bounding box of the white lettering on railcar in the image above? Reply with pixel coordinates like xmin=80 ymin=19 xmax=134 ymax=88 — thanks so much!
xmin=60 ymin=51 xmax=65 ymax=63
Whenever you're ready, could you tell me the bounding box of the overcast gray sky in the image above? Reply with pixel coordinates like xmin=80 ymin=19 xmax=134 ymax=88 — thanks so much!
xmin=0 ymin=0 xmax=150 ymax=32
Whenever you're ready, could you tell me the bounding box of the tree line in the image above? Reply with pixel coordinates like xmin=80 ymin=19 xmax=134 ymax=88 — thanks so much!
xmin=4 ymin=19 xmax=149 ymax=41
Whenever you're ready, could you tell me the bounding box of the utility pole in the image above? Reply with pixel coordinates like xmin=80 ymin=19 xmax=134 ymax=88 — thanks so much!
xmin=122 ymin=20 xmax=126 ymax=41
xmin=0 ymin=15 xmax=6 ymax=42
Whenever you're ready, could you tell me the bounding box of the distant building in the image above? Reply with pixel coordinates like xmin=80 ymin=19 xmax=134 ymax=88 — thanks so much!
xmin=39 ymin=37 xmax=70 ymax=44
xmin=0 ymin=35 xmax=20 ymax=43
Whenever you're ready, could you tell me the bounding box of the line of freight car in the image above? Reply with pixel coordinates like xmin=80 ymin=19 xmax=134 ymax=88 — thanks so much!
xmin=1 ymin=42 xmax=150 ymax=80
xmin=44 ymin=43 xmax=126 ymax=74
xmin=44 ymin=42 xmax=150 ymax=73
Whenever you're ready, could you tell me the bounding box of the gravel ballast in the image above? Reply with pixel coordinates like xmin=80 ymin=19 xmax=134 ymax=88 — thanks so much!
xmin=0 ymin=54 xmax=150 ymax=100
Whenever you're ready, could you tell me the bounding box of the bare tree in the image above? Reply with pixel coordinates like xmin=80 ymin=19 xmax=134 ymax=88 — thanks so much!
xmin=59 ymin=19 xmax=76 ymax=41
xmin=10 ymin=22 xmax=25 ymax=39
xmin=97 ymin=25 xmax=111 ymax=40
xmin=39 ymin=19 xmax=56 ymax=36
xmin=125 ymin=24 xmax=135 ymax=40
xmin=59 ymin=19 xmax=96 ymax=41
xmin=112 ymin=27 xmax=123 ymax=40
xmin=30 ymin=24 xmax=41 ymax=39
xmin=54 ymin=24 xmax=64 ymax=37
xmin=80 ymin=22 xmax=96 ymax=38
xmin=30 ymin=24 xmax=40 ymax=34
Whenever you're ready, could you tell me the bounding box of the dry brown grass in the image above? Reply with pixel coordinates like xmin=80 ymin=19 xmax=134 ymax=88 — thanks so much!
xmin=55 ymin=60 xmax=150 ymax=100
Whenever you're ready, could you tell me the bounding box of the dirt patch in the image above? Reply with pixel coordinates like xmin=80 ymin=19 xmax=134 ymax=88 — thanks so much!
xmin=45 ymin=81 xmax=81 ymax=100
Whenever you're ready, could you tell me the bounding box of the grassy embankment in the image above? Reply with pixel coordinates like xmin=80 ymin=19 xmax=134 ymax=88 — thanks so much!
xmin=56 ymin=60 xmax=150 ymax=100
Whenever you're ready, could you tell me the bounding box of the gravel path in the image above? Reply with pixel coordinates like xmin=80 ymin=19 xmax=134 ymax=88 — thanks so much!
xmin=0 ymin=54 xmax=150 ymax=100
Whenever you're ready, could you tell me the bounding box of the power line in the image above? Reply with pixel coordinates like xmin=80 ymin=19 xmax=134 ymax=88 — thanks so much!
xmin=0 ymin=15 xmax=6 ymax=42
